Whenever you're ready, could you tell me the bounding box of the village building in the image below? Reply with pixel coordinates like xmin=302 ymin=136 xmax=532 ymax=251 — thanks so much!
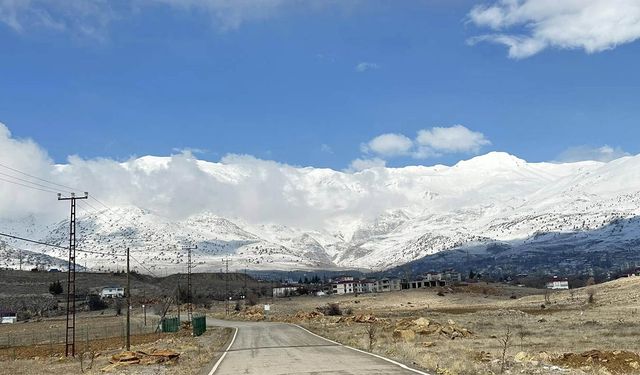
xmin=273 ymin=286 xmax=301 ymax=297
xmin=354 ymin=279 xmax=376 ymax=293
xmin=329 ymin=276 xmax=401 ymax=295
xmin=331 ymin=276 xmax=355 ymax=295
xmin=374 ymin=278 xmax=402 ymax=292
xmin=405 ymin=269 xmax=463 ymax=289
xmin=546 ymin=276 xmax=569 ymax=290
xmin=0 ymin=309 xmax=17 ymax=324
xmin=100 ymin=286 xmax=125 ymax=299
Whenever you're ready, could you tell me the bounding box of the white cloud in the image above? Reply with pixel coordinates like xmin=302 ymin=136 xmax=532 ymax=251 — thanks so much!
xmin=0 ymin=0 xmax=353 ymax=37
xmin=346 ymin=157 xmax=386 ymax=172
xmin=556 ymin=145 xmax=630 ymax=163
xmin=361 ymin=133 xmax=413 ymax=157
xmin=360 ymin=125 xmax=490 ymax=162
xmin=320 ymin=144 xmax=333 ymax=154
xmin=0 ymin=0 xmax=116 ymax=40
xmin=355 ymin=62 xmax=380 ymax=72
xmin=415 ymin=125 xmax=491 ymax=156
xmin=468 ymin=0 xmax=640 ymax=58
xmin=147 ymin=0 xmax=292 ymax=31
xmin=0 ymin=122 xmax=409 ymax=229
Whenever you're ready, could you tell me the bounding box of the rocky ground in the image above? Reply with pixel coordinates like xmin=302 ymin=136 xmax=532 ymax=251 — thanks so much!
xmin=213 ymin=278 xmax=640 ymax=375
xmin=1 ymin=317 xmax=231 ymax=375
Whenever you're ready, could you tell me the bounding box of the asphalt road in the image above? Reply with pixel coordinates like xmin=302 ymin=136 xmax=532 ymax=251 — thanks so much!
xmin=207 ymin=319 xmax=429 ymax=375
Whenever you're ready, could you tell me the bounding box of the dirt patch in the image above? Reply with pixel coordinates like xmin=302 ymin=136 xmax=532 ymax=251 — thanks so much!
xmin=0 ymin=333 xmax=163 ymax=360
xmin=553 ymin=350 xmax=640 ymax=374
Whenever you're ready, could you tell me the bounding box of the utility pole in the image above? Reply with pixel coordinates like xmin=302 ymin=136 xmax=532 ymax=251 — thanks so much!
xmin=243 ymin=267 xmax=247 ymax=298
xmin=182 ymin=245 xmax=197 ymax=322
xmin=58 ymin=191 xmax=88 ymax=357
xmin=18 ymin=248 xmax=22 ymax=271
xmin=126 ymin=247 xmax=131 ymax=351
xmin=225 ymin=258 xmax=230 ymax=316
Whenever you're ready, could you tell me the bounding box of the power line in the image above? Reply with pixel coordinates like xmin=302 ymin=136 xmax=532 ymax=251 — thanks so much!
xmin=0 ymin=162 xmax=79 ymax=191
xmin=0 ymin=176 xmax=60 ymax=194
xmin=0 ymin=171 xmax=69 ymax=192
xmin=79 ymin=199 xmax=101 ymax=213
xmin=0 ymin=232 xmax=125 ymax=257
xmin=0 ymin=162 xmax=180 ymax=277
xmin=90 ymin=196 xmax=112 ymax=210
xmin=130 ymin=253 xmax=162 ymax=279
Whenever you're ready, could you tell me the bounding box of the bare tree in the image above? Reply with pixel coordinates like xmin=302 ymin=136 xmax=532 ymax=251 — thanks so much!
xmin=366 ymin=323 xmax=378 ymax=351
xmin=544 ymin=289 xmax=551 ymax=304
xmin=517 ymin=325 xmax=528 ymax=350
xmin=587 ymin=288 xmax=596 ymax=304
xmin=498 ymin=325 xmax=513 ymax=374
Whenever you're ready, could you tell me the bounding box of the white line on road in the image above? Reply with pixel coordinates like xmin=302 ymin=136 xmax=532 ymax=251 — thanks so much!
xmin=293 ymin=324 xmax=432 ymax=375
xmin=208 ymin=326 xmax=238 ymax=375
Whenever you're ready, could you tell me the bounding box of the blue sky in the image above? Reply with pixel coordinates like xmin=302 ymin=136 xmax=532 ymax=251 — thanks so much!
xmin=1 ymin=0 xmax=639 ymax=170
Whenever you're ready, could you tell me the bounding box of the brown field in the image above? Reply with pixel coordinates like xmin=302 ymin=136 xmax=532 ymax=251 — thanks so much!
xmin=0 ymin=308 xmax=231 ymax=374
xmin=219 ymin=278 xmax=640 ymax=375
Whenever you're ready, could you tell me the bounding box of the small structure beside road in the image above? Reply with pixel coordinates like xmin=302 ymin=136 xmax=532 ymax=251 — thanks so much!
xmin=100 ymin=286 xmax=125 ymax=298
xmin=546 ymin=276 xmax=569 ymax=290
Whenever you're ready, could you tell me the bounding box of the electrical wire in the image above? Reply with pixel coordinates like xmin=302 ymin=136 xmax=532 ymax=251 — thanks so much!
xmin=0 ymin=176 xmax=60 ymax=194
xmin=0 ymin=161 xmax=79 ymax=191
xmin=0 ymin=232 xmax=125 ymax=257
xmin=0 ymin=171 xmax=69 ymax=193
xmin=0 ymin=162 xmax=190 ymax=276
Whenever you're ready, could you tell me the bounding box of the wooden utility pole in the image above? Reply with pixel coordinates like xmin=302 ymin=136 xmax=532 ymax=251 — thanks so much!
xmin=126 ymin=247 xmax=131 ymax=351
xmin=58 ymin=191 xmax=88 ymax=357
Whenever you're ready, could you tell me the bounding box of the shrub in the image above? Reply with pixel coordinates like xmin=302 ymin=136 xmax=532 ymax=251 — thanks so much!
xmin=587 ymin=289 xmax=596 ymax=304
xmin=49 ymin=280 xmax=63 ymax=295
xmin=114 ymin=298 xmax=123 ymax=316
xmin=344 ymin=307 xmax=353 ymax=315
xmin=324 ymin=303 xmax=343 ymax=316
xmin=247 ymin=292 xmax=258 ymax=306
xmin=87 ymin=295 xmax=108 ymax=311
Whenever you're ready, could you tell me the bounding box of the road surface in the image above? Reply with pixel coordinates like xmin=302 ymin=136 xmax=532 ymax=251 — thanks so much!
xmin=206 ymin=319 xmax=429 ymax=375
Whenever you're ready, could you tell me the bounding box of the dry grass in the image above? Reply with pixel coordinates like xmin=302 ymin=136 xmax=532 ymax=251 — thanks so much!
xmin=0 ymin=325 xmax=231 ymax=374
xmin=260 ymin=277 xmax=640 ymax=375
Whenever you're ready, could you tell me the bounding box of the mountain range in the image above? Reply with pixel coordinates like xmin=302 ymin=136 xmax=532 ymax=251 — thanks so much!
xmin=2 ymin=152 xmax=640 ymax=275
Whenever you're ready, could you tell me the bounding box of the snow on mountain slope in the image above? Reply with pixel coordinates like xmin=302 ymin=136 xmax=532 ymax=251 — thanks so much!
xmin=2 ymin=151 xmax=640 ymax=273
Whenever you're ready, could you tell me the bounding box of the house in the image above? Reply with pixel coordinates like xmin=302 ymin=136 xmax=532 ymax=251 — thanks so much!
xmin=332 ymin=280 xmax=355 ymax=295
xmin=546 ymin=276 xmax=569 ymax=290
xmin=441 ymin=269 xmax=462 ymax=284
xmin=374 ymin=278 xmax=402 ymax=292
xmin=100 ymin=286 xmax=125 ymax=299
xmin=1 ymin=316 xmax=17 ymax=324
xmin=0 ymin=309 xmax=17 ymax=324
xmin=273 ymin=286 xmax=300 ymax=297
xmin=355 ymin=279 xmax=376 ymax=294
xmin=405 ymin=269 xmax=463 ymax=289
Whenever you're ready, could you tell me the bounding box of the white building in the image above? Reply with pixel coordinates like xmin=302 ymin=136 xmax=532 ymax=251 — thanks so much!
xmin=100 ymin=286 xmax=125 ymax=299
xmin=332 ymin=281 xmax=355 ymax=295
xmin=355 ymin=280 xmax=376 ymax=294
xmin=546 ymin=276 xmax=569 ymax=290
xmin=273 ymin=286 xmax=300 ymax=297
xmin=374 ymin=278 xmax=402 ymax=292
xmin=1 ymin=316 xmax=17 ymax=324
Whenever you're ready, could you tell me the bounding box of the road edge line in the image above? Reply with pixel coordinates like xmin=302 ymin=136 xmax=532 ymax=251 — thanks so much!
xmin=208 ymin=326 xmax=238 ymax=375
xmin=293 ymin=324 xmax=431 ymax=375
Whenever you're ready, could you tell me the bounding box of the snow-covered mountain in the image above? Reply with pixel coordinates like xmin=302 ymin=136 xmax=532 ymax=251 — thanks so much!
xmin=3 ymin=151 xmax=640 ymax=273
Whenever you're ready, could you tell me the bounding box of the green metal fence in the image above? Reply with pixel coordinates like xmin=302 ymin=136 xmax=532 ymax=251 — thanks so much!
xmin=192 ymin=315 xmax=206 ymax=337
xmin=161 ymin=316 xmax=180 ymax=333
